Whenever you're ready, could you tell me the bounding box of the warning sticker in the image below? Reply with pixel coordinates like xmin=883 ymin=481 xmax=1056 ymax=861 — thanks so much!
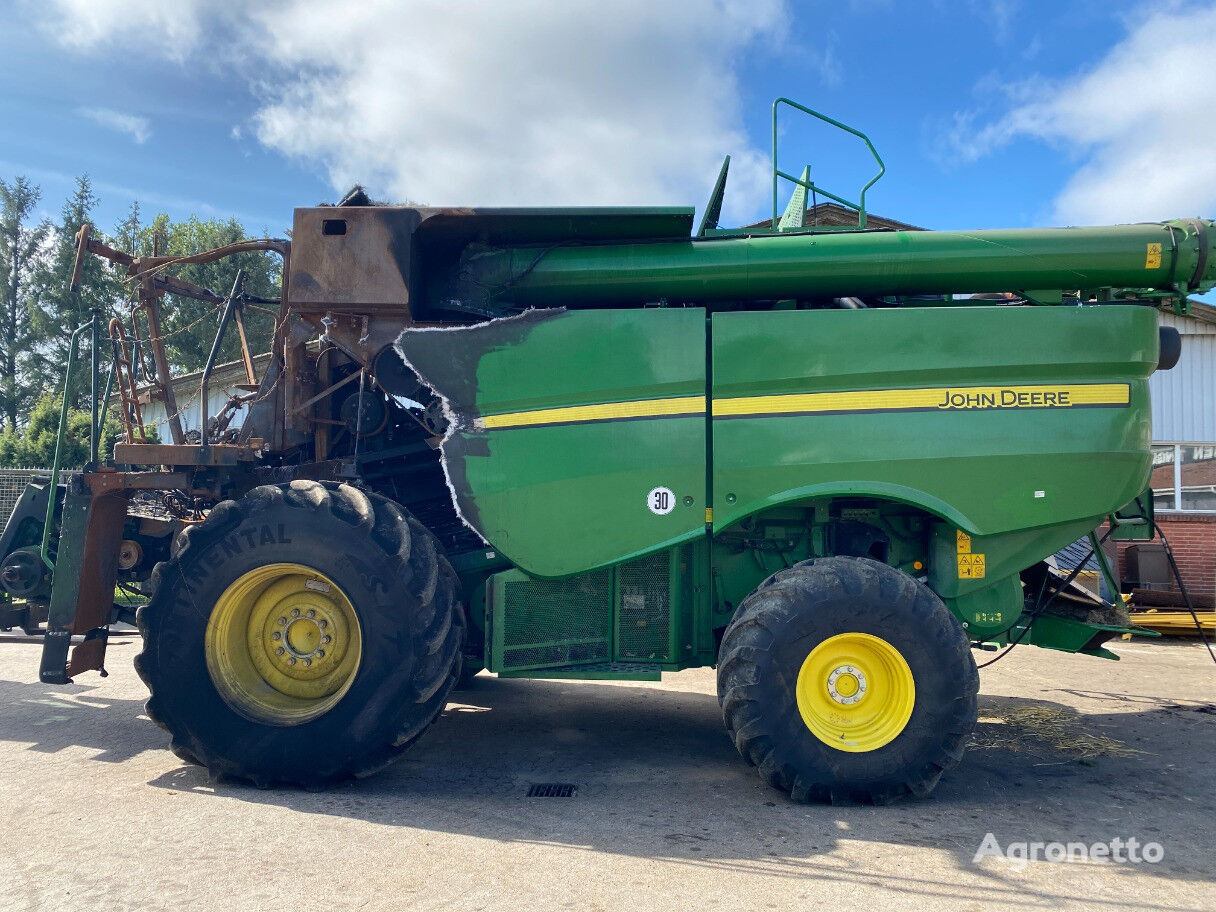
xmin=957 ymin=553 xmax=986 ymax=579
xmin=955 ymin=530 xmax=984 ymax=578
xmin=1146 ymin=242 xmax=1162 ymax=269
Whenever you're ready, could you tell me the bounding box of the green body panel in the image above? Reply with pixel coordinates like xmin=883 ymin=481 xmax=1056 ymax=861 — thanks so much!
xmin=402 ymin=300 xmax=1161 ymax=673
xmin=944 ymin=574 xmax=1023 ymax=641
xmin=1023 ymin=614 xmax=1158 ymax=657
xmin=400 ymin=308 xmax=707 ymax=578
xmin=711 ymin=306 xmax=1155 ymax=536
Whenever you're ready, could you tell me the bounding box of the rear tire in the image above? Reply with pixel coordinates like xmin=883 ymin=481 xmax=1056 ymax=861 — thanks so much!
xmin=135 ymin=481 xmax=465 ymax=787
xmin=717 ymin=556 xmax=977 ymax=804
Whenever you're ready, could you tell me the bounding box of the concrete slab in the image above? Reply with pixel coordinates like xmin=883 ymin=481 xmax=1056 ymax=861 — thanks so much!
xmin=1 ymin=637 xmax=1213 ymax=911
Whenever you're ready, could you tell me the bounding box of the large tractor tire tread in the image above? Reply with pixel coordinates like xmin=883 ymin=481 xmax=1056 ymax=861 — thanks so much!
xmin=135 ymin=480 xmax=465 ymax=788
xmin=718 ymin=556 xmax=978 ymax=805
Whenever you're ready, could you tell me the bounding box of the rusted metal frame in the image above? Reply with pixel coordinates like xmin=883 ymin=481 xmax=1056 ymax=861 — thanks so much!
xmin=207 ymin=393 xmax=248 ymax=440
xmin=83 ymin=469 xmax=192 ymax=494
xmin=315 ymin=341 xmax=331 ymax=461
xmin=63 ymin=482 xmax=129 ymax=679
xmin=108 ymin=318 xmax=147 ymax=442
xmin=70 ymin=228 xmax=286 ymax=297
xmin=112 ymin=442 xmax=262 ymax=467
xmin=82 ymin=227 xmax=292 ymax=453
xmin=232 ymin=304 xmax=257 ymax=385
xmin=143 ymin=270 xmax=281 ymax=309
xmin=290 ymin=368 xmax=362 ymax=416
xmin=126 ymin=238 xmax=289 ymax=281
xmin=199 ymin=270 xmax=247 ymax=457
xmin=70 ymin=224 xmax=133 ymax=293
xmin=138 ymin=287 xmax=185 ymax=444
xmin=39 ymin=476 xmax=130 ymax=682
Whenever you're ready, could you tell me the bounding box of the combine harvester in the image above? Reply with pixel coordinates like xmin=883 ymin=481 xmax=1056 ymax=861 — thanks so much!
xmin=1 ymin=100 xmax=1211 ymax=803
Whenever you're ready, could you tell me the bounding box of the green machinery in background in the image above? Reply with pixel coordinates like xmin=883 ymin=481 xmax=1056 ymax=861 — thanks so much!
xmin=1 ymin=98 xmax=1211 ymax=803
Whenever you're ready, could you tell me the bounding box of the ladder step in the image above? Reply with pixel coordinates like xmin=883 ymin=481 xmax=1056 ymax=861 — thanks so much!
xmin=497 ymin=662 xmax=661 ymax=682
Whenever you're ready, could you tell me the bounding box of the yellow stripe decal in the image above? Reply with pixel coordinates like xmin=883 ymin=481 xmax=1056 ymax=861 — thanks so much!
xmin=477 ymin=395 xmax=706 ymax=429
xmin=714 ymin=383 xmax=1130 ymax=417
xmin=475 ymin=384 xmax=1130 ymax=429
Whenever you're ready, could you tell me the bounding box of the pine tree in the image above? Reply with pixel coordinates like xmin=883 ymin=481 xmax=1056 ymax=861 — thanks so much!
xmin=0 ymin=177 xmax=50 ymax=430
xmin=29 ymin=175 xmax=122 ymax=408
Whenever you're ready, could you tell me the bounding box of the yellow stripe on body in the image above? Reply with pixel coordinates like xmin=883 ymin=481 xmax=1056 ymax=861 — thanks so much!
xmin=477 ymin=395 xmax=706 ymax=429
xmin=474 ymin=383 xmax=1130 ymax=429
xmin=714 ymin=383 xmax=1130 ymax=417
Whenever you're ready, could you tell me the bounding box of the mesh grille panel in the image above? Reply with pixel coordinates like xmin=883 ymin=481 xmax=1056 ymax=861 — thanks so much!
xmin=501 ymin=569 xmax=612 ymax=670
xmin=0 ymin=470 xmax=55 ymax=527
xmin=617 ymin=551 xmax=672 ymax=661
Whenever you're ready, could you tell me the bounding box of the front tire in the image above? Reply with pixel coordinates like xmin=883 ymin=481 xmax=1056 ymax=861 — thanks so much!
xmin=135 ymin=481 xmax=465 ymax=787
xmin=717 ymin=556 xmax=977 ymax=804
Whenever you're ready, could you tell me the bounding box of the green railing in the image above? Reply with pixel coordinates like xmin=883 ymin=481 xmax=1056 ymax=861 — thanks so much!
xmin=771 ymin=97 xmax=886 ymax=231
xmin=40 ymin=309 xmax=116 ymax=570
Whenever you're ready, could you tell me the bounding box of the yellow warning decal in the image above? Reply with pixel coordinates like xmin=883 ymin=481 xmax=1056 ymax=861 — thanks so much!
xmin=1145 ymin=242 xmax=1162 ymax=269
xmin=705 ymin=507 xmax=714 ymax=524
xmin=957 ymin=553 xmax=986 ymax=579
xmin=956 ymin=529 xmax=984 ymax=578
xmin=956 ymin=530 xmax=971 ymax=554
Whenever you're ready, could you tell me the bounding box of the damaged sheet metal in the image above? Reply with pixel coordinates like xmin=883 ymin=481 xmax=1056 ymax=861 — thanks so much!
xmin=395 ymin=307 xmax=708 ymax=578
xmin=394 ymin=309 xmax=562 ymax=542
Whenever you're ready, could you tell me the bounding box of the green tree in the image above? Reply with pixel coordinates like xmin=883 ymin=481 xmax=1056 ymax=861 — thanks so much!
xmin=0 ymin=177 xmax=50 ymax=431
xmin=114 ymin=211 xmax=281 ymax=373
xmin=0 ymin=392 xmax=121 ymax=469
xmin=29 ymin=175 xmax=122 ymax=407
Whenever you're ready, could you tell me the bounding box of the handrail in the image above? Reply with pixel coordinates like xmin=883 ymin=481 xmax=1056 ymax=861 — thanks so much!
xmin=41 ymin=318 xmax=93 ymax=569
xmin=39 ymin=309 xmax=118 ymax=570
xmin=771 ymin=97 xmax=886 ymax=230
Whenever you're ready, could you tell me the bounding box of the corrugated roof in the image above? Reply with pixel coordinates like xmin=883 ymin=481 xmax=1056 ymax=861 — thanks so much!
xmin=1053 ymin=538 xmax=1100 ymax=571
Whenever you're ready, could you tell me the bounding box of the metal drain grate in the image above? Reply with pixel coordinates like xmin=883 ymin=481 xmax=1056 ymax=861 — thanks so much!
xmin=527 ymin=783 xmax=577 ymax=798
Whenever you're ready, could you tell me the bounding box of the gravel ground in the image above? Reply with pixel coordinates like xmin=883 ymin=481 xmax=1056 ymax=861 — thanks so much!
xmin=0 ymin=635 xmax=1213 ymax=912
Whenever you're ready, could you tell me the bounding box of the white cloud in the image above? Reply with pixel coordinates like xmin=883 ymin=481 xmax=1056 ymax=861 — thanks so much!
xmin=34 ymin=0 xmax=220 ymax=58
xmin=34 ymin=1 xmax=793 ymax=224
xmin=945 ymin=5 xmax=1216 ymax=224
xmin=78 ymin=106 xmax=151 ymax=144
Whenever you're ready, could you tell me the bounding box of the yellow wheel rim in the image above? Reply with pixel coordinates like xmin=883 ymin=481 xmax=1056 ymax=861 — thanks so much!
xmin=795 ymin=632 xmax=915 ymax=753
xmin=205 ymin=563 xmax=362 ymax=726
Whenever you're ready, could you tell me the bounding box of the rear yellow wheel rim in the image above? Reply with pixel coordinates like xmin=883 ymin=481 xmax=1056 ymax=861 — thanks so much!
xmin=795 ymin=632 xmax=915 ymax=752
xmin=205 ymin=563 xmax=362 ymax=726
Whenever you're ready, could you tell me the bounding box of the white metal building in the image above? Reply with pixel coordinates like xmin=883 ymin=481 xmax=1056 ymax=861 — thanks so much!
xmin=119 ymin=352 xmax=270 ymax=440
xmin=1149 ymin=301 xmax=1216 ymax=514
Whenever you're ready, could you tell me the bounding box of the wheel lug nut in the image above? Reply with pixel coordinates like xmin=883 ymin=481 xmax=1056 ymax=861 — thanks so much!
xmin=271 ymin=631 xmax=281 ymax=641
xmin=307 ymin=609 xmax=316 ymax=618
xmin=321 ymin=635 xmax=331 ymax=644
xmin=288 ymin=657 xmax=296 ymax=665
xmin=277 ymin=617 xmax=287 ymax=626
xmin=316 ymin=649 xmax=325 ymax=658
xmin=304 ymin=658 xmax=312 ymax=667
xmin=275 ymin=647 xmax=285 ymax=655
xmin=291 ymin=608 xmax=300 ymax=617
xmin=319 ymin=620 xmax=328 ymax=629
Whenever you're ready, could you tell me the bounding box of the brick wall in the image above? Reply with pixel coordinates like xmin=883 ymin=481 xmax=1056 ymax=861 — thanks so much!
xmin=1112 ymin=513 xmax=1216 ymax=599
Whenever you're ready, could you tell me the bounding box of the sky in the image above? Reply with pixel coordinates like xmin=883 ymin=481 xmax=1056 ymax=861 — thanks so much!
xmin=1 ymin=0 xmax=1214 ymax=242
